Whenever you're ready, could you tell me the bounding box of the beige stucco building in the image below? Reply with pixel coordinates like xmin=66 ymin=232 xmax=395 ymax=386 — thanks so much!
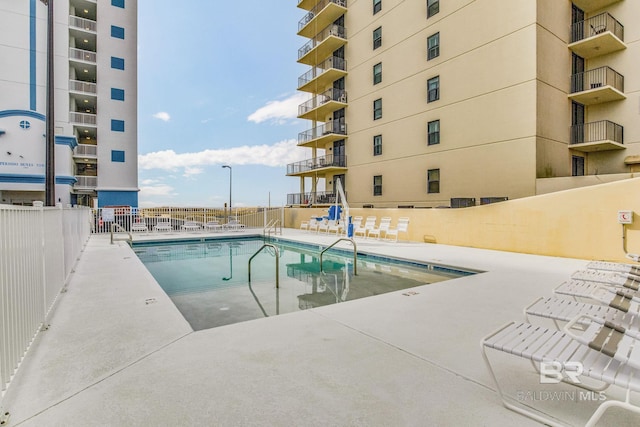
xmin=287 ymin=0 xmax=639 ymax=208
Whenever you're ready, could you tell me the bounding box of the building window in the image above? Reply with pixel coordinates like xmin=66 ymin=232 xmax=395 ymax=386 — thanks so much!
xmin=373 ymin=27 xmax=382 ymax=50
xmin=427 ymin=32 xmax=439 ymax=60
xmin=373 ymin=0 xmax=382 ymax=14
xmin=427 ymin=169 xmax=440 ymax=193
xmin=111 ymin=88 xmax=125 ymax=101
xmin=373 ymin=135 xmax=382 ymax=156
xmin=373 ymin=175 xmax=383 ymax=196
xmin=572 ymin=156 xmax=585 ymax=176
xmin=427 ymin=0 xmax=439 ymax=18
xmin=373 ymin=98 xmax=382 ymax=120
xmin=427 ymin=120 xmax=440 ymax=145
xmin=111 ymin=0 xmax=125 ymax=8
xmin=427 ymin=76 xmax=440 ymax=102
xmin=111 ymin=56 xmax=125 ymax=70
xmin=373 ymin=62 xmax=382 ymax=85
xmin=111 ymin=150 xmax=125 ymax=162
xmin=111 ymin=25 xmax=125 ymax=39
xmin=111 ymin=119 xmax=125 ymax=132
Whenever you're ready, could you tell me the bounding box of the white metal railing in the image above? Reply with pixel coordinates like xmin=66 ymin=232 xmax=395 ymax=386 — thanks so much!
xmin=0 ymin=205 xmax=91 ymax=397
xmin=74 ymin=144 xmax=98 ymax=158
xmin=90 ymin=206 xmax=285 ymax=234
xmin=74 ymin=176 xmax=97 ymax=189
xmin=69 ymin=47 xmax=96 ymax=63
xmin=70 ymin=112 xmax=97 ymax=125
xmin=69 ymin=79 xmax=97 ymax=94
xmin=69 ymin=15 xmax=97 ymax=32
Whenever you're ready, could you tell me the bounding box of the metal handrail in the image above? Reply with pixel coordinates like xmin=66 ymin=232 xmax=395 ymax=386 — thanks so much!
xmin=263 ymin=219 xmax=281 ymax=237
xmin=248 ymin=244 xmax=280 ymax=288
xmin=320 ymin=238 xmax=357 ymax=275
xmin=110 ymin=223 xmax=132 ymax=245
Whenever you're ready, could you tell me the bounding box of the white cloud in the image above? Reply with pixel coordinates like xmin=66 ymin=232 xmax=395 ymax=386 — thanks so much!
xmin=141 ymin=178 xmax=161 ymax=185
xmin=152 ymin=112 xmax=171 ymax=122
xmin=138 ymin=139 xmax=306 ymax=172
xmin=139 ymin=184 xmax=176 ymax=197
xmin=247 ymin=93 xmax=308 ymax=124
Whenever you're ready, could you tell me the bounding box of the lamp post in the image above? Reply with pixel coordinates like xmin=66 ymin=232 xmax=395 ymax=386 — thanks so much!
xmin=41 ymin=0 xmax=55 ymax=206
xmin=222 ymin=165 xmax=232 ymax=221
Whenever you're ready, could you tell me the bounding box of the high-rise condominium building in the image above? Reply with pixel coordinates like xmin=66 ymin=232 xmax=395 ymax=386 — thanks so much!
xmin=288 ymin=0 xmax=638 ymax=208
xmin=0 ymin=0 xmax=138 ymax=207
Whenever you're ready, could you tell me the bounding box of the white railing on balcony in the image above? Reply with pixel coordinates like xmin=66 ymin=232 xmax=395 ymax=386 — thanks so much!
xmin=69 ymin=47 xmax=96 ymax=63
xmin=69 ymin=80 xmax=97 ymax=94
xmin=74 ymin=144 xmax=97 ymax=158
xmin=74 ymin=176 xmax=97 ymax=188
xmin=69 ymin=15 xmax=97 ymax=32
xmin=70 ymin=112 xmax=97 ymax=125
xmin=0 ymin=205 xmax=91 ymax=396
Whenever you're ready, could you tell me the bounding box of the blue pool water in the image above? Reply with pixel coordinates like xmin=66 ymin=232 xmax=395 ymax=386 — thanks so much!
xmin=133 ymin=237 xmax=476 ymax=330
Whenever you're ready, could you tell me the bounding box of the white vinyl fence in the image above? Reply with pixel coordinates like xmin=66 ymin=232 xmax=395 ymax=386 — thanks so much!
xmin=0 ymin=205 xmax=91 ymax=397
xmin=90 ymin=206 xmax=285 ymax=234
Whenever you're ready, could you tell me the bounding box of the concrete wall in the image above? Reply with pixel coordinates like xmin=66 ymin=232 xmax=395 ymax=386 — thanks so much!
xmin=286 ymin=177 xmax=640 ymax=263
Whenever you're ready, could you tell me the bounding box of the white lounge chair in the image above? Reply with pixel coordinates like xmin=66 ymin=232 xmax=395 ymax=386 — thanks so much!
xmin=327 ymin=220 xmax=344 ymax=235
xmin=587 ymin=261 xmax=640 ymax=277
xmin=181 ymin=221 xmax=201 ymax=232
xmin=367 ymin=217 xmax=391 ymax=239
xmin=354 ymin=216 xmax=376 ymax=238
xmin=224 ymin=220 xmax=245 ymax=231
xmin=385 ymin=217 xmax=410 ymax=242
xmin=300 ymin=220 xmax=309 ymax=231
xmin=572 ymin=269 xmax=640 ymax=284
xmin=482 ymin=317 xmax=640 ymax=427
xmin=131 ymin=220 xmax=148 ymax=233
xmin=555 ymin=279 xmax=640 ymax=305
xmin=153 ymin=221 xmax=172 ymax=232
xmin=204 ymin=221 xmax=222 ymax=232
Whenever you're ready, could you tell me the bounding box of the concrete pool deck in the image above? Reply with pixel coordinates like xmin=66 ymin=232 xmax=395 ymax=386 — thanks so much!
xmin=2 ymin=230 xmax=639 ymax=426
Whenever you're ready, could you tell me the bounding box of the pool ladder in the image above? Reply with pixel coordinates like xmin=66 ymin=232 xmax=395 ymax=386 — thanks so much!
xmin=248 ymin=243 xmax=280 ymax=288
xmin=263 ymin=219 xmax=282 ymax=238
xmin=320 ymin=238 xmax=357 ymax=275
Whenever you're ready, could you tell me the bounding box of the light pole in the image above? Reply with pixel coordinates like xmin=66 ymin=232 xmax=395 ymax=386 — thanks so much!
xmin=222 ymin=165 xmax=232 ymax=221
xmin=41 ymin=0 xmax=55 ymax=206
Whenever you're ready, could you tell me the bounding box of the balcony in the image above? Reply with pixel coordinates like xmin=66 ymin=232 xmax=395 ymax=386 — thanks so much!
xmin=70 ymin=112 xmax=97 ymax=126
xmin=73 ymin=144 xmax=98 ymax=159
xmin=571 ymin=0 xmax=622 ymax=13
xmin=569 ymin=66 xmax=625 ymax=105
xmin=570 ymin=120 xmax=624 ymax=152
xmin=298 ymin=56 xmax=347 ymax=93
xmin=298 ymin=0 xmax=347 ymax=38
xmin=298 ymin=119 xmax=346 ymax=147
xmin=287 ymin=190 xmax=342 ymax=206
xmin=69 ymin=79 xmax=97 ymax=95
xmin=298 ymin=24 xmax=347 ymax=66
xmin=297 ymin=0 xmax=317 ymax=11
xmin=74 ymin=175 xmax=97 ymax=190
xmin=287 ymin=154 xmax=347 ymax=176
xmin=69 ymin=47 xmax=96 ymax=64
xmin=298 ymin=88 xmax=347 ymax=120
xmin=69 ymin=15 xmax=96 ymax=32
xmin=569 ymin=12 xmax=625 ymax=59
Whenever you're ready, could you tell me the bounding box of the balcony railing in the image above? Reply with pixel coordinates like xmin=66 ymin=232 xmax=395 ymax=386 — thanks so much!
xmin=298 ymin=0 xmax=347 ymax=35
xmin=298 ymin=119 xmax=346 ymax=144
xmin=69 ymin=79 xmax=97 ymax=94
xmin=298 ymin=88 xmax=347 ymax=117
xmin=298 ymin=56 xmax=347 ymax=89
xmin=74 ymin=144 xmax=98 ymax=158
xmin=287 ymin=154 xmax=347 ymax=175
xmin=570 ymin=120 xmax=623 ymax=149
xmin=287 ymin=191 xmax=343 ymax=206
xmin=569 ymin=66 xmax=624 ymax=105
xmin=74 ymin=176 xmax=97 ymax=189
xmin=571 ymin=12 xmax=623 ymax=43
xmin=70 ymin=112 xmax=97 ymax=125
xmin=69 ymin=47 xmax=96 ymax=63
xmin=298 ymin=24 xmax=346 ymax=60
xmin=69 ymin=15 xmax=97 ymax=32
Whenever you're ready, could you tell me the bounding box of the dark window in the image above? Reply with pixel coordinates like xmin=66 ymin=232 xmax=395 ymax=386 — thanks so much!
xmin=572 ymin=156 xmax=585 ymax=176
xmin=428 ymin=120 xmax=440 ymax=145
xmin=373 ymin=27 xmax=382 ymax=50
xmin=427 ymin=169 xmax=440 ymax=193
xmin=111 ymin=119 xmax=125 ymax=132
xmin=111 ymin=88 xmax=125 ymax=101
xmin=427 ymin=32 xmax=440 ymax=60
xmin=111 ymin=0 xmax=125 ymax=8
xmin=373 ymin=62 xmax=382 ymax=85
xmin=373 ymin=0 xmax=382 ymax=14
xmin=373 ymin=175 xmax=383 ymax=196
xmin=373 ymin=135 xmax=382 ymax=156
xmin=373 ymin=98 xmax=382 ymax=120
xmin=111 ymin=150 xmax=125 ymax=162
xmin=111 ymin=25 xmax=125 ymax=39
xmin=111 ymin=56 xmax=125 ymax=70
xmin=427 ymin=76 xmax=440 ymax=102
xmin=427 ymin=0 xmax=439 ymax=18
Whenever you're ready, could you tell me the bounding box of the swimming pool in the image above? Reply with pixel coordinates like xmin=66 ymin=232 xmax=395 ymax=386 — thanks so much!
xmin=133 ymin=237 xmax=477 ymax=330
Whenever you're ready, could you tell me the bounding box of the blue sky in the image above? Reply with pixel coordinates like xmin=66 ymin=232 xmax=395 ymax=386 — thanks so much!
xmin=137 ymin=1 xmax=310 ymax=208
